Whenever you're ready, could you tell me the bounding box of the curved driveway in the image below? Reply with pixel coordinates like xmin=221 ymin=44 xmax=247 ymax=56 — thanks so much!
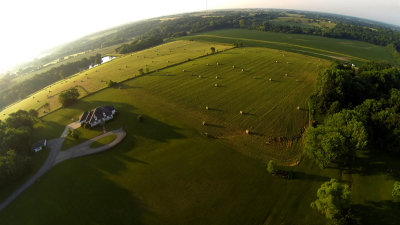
xmin=0 ymin=123 xmax=126 ymax=212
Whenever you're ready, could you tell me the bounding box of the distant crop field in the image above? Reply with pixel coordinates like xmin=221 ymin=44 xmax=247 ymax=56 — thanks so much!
xmin=181 ymin=29 xmax=398 ymax=65
xmin=0 ymin=40 xmax=232 ymax=120
xmin=271 ymin=16 xmax=336 ymax=29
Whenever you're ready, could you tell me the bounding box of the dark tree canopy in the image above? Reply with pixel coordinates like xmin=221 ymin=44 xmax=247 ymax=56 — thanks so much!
xmin=0 ymin=110 xmax=38 ymax=188
xmin=311 ymin=179 xmax=351 ymax=220
xmin=58 ymin=87 xmax=80 ymax=107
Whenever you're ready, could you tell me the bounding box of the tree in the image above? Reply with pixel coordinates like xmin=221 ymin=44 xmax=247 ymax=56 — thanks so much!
xmin=311 ymin=179 xmax=351 ymax=220
xmin=107 ymin=80 xmax=117 ymax=87
xmin=138 ymin=68 xmax=144 ymax=75
xmin=267 ymin=160 xmax=277 ymax=174
xmin=6 ymin=110 xmax=37 ymax=129
xmin=58 ymin=87 xmax=80 ymax=107
xmin=392 ymin=181 xmax=400 ymax=199
xmin=28 ymin=109 xmax=39 ymax=118
xmin=210 ymin=47 xmax=216 ymax=54
xmin=304 ymin=109 xmax=368 ymax=167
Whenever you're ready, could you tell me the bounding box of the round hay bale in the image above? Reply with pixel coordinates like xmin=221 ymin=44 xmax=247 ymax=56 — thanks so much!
xmin=241 ymin=69 xmax=244 ymax=72
xmin=206 ymin=63 xmax=209 ymax=66
xmin=205 ymin=106 xmax=209 ymax=110
xmin=240 ymin=110 xmax=244 ymax=115
xmin=202 ymin=121 xmax=207 ymax=126
xmin=269 ymin=78 xmax=272 ymax=81
xmin=214 ymin=83 xmax=219 ymax=87
xmin=216 ymin=62 xmax=219 ymax=66
xmin=198 ymin=75 xmax=202 ymax=78
xmin=215 ymin=76 xmax=219 ymax=79
xmin=232 ymin=65 xmax=235 ymax=68
xmin=285 ymin=73 xmax=288 ymax=77
xmin=245 ymin=129 xmax=250 ymax=134
xmin=296 ymin=106 xmax=300 ymax=110
xmin=182 ymin=69 xmax=186 ymax=72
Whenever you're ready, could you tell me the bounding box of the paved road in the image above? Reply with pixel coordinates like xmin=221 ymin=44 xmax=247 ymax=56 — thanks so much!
xmin=55 ymin=128 xmax=126 ymax=165
xmin=60 ymin=121 xmax=81 ymax=137
xmin=0 ymin=123 xmax=126 ymax=212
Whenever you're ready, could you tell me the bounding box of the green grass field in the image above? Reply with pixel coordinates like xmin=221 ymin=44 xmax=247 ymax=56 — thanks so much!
xmin=90 ymin=134 xmax=117 ymax=148
xmin=181 ymin=29 xmax=398 ymax=65
xmin=0 ymin=40 xmax=232 ymax=120
xmin=0 ymin=83 xmax=338 ymax=225
xmin=1 ymin=31 xmax=399 ymax=225
xmin=61 ymin=127 xmax=103 ymax=150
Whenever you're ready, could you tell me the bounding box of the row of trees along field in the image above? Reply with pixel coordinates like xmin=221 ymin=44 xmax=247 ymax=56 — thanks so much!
xmin=0 ymin=54 xmax=102 ymax=110
xmin=304 ymin=62 xmax=400 ymax=224
xmin=0 ymin=110 xmax=38 ymax=188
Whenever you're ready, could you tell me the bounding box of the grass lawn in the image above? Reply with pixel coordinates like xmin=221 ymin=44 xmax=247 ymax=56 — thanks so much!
xmin=61 ymin=127 xmax=103 ymax=150
xmin=0 ymin=85 xmax=337 ymax=225
xmin=90 ymin=134 xmax=117 ymax=148
xmin=180 ymin=29 xmax=398 ymax=65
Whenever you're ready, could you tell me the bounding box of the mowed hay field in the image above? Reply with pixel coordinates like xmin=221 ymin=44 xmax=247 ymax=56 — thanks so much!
xmin=0 ymin=40 xmax=232 ymax=120
xmin=130 ymin=47 xmax=330 ymax=163
xmin=0 ymin=80 xmax=337 ymax=225
xmin=182 ymin=29 xmax=398 ymax=65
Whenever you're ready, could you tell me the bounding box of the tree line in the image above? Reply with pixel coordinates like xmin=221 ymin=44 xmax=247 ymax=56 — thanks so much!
xmin=0 ymin=110 xmax=38 ymax=188
xmin=306 ymin=62 xmax=400 ymax=166
xmin=0 ymin=54 xmax=102 ymax=110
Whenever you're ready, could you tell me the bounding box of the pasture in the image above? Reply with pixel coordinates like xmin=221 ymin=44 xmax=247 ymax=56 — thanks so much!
xmin=0 ymin=40 xmax=232 ymax=120
xmin=1 ymin=37 xmax=399 ymax=225
xmin=181 ymin=29 xmax=398 ymax=65
xmin=0 ymin=81 xmax=337 ymax=225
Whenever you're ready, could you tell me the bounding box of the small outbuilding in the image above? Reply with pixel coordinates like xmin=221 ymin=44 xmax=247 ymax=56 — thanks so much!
xmin=32 ymin=139 xmax=47 ymax=152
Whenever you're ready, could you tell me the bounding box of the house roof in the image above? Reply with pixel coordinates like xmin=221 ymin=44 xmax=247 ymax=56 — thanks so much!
xmin=82 ymin=105 xmax=116 ymax=125
xmin=80 ymin=111 xmax=89 ymax=123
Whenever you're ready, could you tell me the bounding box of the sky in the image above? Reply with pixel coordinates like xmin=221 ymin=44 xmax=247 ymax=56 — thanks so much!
xmin=0 ymin=0 xmax=399 ymax=73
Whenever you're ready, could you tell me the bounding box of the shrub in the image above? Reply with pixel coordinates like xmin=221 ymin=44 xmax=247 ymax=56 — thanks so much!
xmin=392 ymin=181 xmax=400 ymax=199
xmin=108 ymin=80 xmax=117 ymax=87
xmin=267 ymin=160 xmax=277 ymax=174
xmin=137 ymin=115 xmax=144 ymax=122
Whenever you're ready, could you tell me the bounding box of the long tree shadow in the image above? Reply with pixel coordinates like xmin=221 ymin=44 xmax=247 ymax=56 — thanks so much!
xmin=352 ymin=200 xmax=400 ymax=225
xmin=290 ymin=171 xmax=331 ymax=182
xmin=326 ymin=151 xmax=400 ymax=180
xmin=76 ymin=100 xmax=186 ymax=143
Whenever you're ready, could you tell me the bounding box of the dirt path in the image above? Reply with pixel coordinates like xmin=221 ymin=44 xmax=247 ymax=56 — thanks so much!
xmin=0 ymin=123 xmax=126 ymax=212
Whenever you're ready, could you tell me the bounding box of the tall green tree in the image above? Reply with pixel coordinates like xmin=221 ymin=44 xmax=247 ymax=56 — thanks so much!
xmin=304 ymin=110 xmax=367 ymax=167
xmin=311 ymin=179 xmax=351 ymax=220
xmin=58 ymin=87 xmax=80 ymax=107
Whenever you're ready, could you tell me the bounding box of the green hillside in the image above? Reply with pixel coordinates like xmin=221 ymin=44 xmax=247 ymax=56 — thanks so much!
xmin=181 ymin=29 xmax=398 ymax=65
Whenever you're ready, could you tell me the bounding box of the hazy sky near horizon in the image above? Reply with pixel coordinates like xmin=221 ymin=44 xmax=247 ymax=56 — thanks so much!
xmin=0 ymin=0 xmax=399 ymax=73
